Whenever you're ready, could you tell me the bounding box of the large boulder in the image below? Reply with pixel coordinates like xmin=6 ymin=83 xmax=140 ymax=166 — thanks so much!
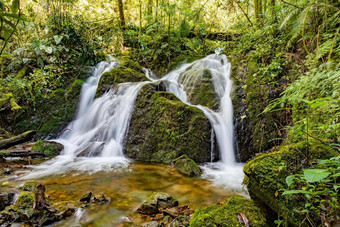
xmin=96 ymin=59 xmax=149 ymax=97
xmin=137 ymin=192 xmax=179 ymax=215
xmin=189 ymin=196 xmax=268 ymax=227
xmin=243 ymin=142 xmax=339 ymax=226
xmin=124 ymin=83 xmax=217 ymax=164
xmin=32 ymin=140 xmax=64 ymax=157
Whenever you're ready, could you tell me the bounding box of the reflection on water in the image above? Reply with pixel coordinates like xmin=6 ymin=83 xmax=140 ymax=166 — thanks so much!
xmin=1 ymin=163 xmax=246 ymax=226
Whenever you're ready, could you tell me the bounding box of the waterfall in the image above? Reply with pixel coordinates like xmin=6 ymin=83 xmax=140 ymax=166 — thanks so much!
xmin=23 ymin=54 xmax=244 ymax=190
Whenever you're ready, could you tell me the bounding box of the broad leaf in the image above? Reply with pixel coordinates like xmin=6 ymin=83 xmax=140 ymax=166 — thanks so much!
xmin=286 ymin=175 xmax=295 ymax=188
xmin=303 ymin=169 xmax=331 ymax=183
xmin=11 ymin=0 xmax=19 ymax=13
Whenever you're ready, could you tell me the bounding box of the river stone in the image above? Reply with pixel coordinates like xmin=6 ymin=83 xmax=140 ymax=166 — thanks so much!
xmin=138 ymin=192 xmax=179 ymax=215
xmin=31 ymin=140 xmax=64 ymax=157
xmin=173 ymin=155 xmax=202 ymax=177
xmin=142 ymin=221 xmax=159 ymax=227
xmin=0 ymin=193 xmax=15 ymax=211
xmin=124 ymin=83 xmax=218 ymax=164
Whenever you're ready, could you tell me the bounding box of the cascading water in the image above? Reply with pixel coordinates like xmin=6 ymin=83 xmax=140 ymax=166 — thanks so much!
xmin=23 ymin=54 xmax=244 ymax=190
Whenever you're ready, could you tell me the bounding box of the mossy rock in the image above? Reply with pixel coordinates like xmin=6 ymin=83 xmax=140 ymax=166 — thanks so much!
xmin=243 ymin=142 xmax=339 ymax=226
xmin=178 ymin=67 xmax=219 ymax=110
xmin=189 ymin=196 xmax=268 ymax=227
xmin=96 ymin=65 xmax=149 ymax=98
xmin=124 ymin=83 xmax=217 ymax=164
xmin=32 ymin=140 xmax=63 ymax=157
xmin=22 ymin=180 xmax=39 ymax=193
xmin=173 ymin=154 xmax=202 ymax=177
xmin=138 ymin=192 xmax=178 ymax=215
xmin=15 ymin=191 xmax=35 ymax=217
xmin=119 ymin=58 xmax=144 ymax=74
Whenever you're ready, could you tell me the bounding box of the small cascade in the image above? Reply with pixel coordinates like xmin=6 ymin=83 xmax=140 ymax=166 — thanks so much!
xmin=24 ymin=54 xmax=244 ymax=189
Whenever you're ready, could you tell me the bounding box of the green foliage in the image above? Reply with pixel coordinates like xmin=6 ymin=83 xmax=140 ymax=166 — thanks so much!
xmin=282 ymin=156 xmax=340 ymax=225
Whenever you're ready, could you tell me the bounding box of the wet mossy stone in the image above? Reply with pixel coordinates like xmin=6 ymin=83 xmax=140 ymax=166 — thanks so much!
xmin=179 ymin=67 xmax=219 ymax=110
xmin=189 ymin=196 xmax=268 ymax=227
xmin=96 ymin=64 xmax=149 ymax=98
xmin=173 ymin=155 xmax=202 ymax=177
xmin=124 ymin=84 xmax=217 ymax=164
xmin=32 ymin=140 xmax=64 ymax=157
xmin=243 ymin=142 xmax=339 ymax=226
xmin=22 ymin=180 xmax=39 ymax=193
xmin=138 ymin=192 xmax=179 ymax=215
xmin=119 ymin=58 xmax=144 ymax=74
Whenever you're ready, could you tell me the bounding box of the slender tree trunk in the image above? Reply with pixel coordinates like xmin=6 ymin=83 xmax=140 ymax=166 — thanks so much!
xmin=148 ymin=0 xmax=153 ymax=15
xmin=139 ymin=0 xmax=142 ymax=36
xmin=271 ymin=0 xmax=275 ymax=19
xmin=254 ymin=0 xmax=259 ymax=22
xmin=155 ymin=0 xmax=159 ymax=22
xmin=117 ymin=0 xmax=125 ymax=29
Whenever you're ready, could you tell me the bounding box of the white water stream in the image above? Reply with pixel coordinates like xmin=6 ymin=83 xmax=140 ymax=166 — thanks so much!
xmin=23 ymin=54 xmax=244 ymax=190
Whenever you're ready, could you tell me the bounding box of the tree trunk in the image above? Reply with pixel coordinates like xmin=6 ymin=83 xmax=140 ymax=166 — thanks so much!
xmin=0 ymin=130 xmax=36 ymax=150
xmin=139 ymin=0 xmax=142 ymax=36
xmin=254 ymin=0 xmax=259 ymax=21
xmin=148 ymin=0 xmax=153 ymax=15
xmin=117 ymin=0 xmax=125 ymax=29
xmin=271 ymin=0 xmax=275 ymax=19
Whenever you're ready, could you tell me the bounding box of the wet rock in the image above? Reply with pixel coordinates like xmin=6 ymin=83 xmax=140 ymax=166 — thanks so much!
xmin=142 ymin=221 xmax=159 ymax=227
xmin=0 ymin=181 xmax=75 ymax=226
xmin=79 ymin=192 xmax=93 ymax=203
xmin=0 ymin=193 xmax=15 ymax=211
xmin=92 ymin=193 xmax=110 ymax=203
xmin=3 ymin=167 xmax=11 ymax=175
xmin=96 ymin=59 xmax=149 ymax=98
xmin=120 ymin=216 xmax=133 ymax=223
xmin=173 ymin=155 xmax=202 ymax=177
xmin=60 ymin=208 xmax=76 ymax=219
xmin=137 ymin=192 xmax=179 ymax=215
xmin=178 ymin=67 xmax=219 ymax=110
xmin=125 ymin=84 xmax=217 ymax=164
xmin=31 ymin=140 xmax=64 ymax=157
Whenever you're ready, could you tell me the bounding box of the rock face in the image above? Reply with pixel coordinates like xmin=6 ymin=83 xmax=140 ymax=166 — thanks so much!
xmin=124 ymin=83 xmax=217 ymax=164
xmin=189 ymin=196 xmax=267 ymax=227
xmin=173 ymin=155 xmax=202 ymax=177
xmin=178 ymin=67 xmax=219 ymax=110
xmin=96 ymin=59 xmax=149 ymax=97
xmin=243 ymin=142 xmax=339 ymax=226
xmin=0 ymin=180 xmax=75 ymax=226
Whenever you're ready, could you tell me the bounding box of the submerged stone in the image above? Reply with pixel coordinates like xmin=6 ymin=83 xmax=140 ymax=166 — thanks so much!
xmin=124 ymin=84 xmax=217 ymax=164
xmin=173 ymin=155 xmax=202 ymax=177
xmin=189 ymin=196 xmax=267 ymax=227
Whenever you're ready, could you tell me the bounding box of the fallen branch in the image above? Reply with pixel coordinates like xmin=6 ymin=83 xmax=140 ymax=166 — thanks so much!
xmin=0 ymin=130 xmax=36 ymax=149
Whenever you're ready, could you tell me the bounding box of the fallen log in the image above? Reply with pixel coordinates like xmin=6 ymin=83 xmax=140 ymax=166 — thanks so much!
xmin=0 ymin=130 xmax=36 ymax=150
xmin=0 ymin=149 xmax=45 ymax=157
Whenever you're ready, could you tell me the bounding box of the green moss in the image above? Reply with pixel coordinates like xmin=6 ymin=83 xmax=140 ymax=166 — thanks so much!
xmin=22 ymin=180 xmax=39 ymax=192
xmin=119 ymin=58 xmax=144 ymax=73
xmin=96 ymin=66 xmax=149 ymax=97
xmin=179 ymin=68 xmax=219 ymax=110
xmin=32 ymin=140 xmax=59 ymax=157
xmin=173 ymin=154 xmax=202 ymax=177
xmin=14 ymin=191 xmax=35 ymax=218
xmin=0 ymin=150 xmax=10 ymax=157
xmin=189 ymin=196 xmax=268 ymax=227
xmin=243 ymin=142 xmax=339 ymax=226
xmin=124 ymin=84 xmax=214 ymax=163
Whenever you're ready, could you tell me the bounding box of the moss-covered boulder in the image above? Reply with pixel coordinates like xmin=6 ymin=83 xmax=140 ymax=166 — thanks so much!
xmin=189 ymin=196 xmax=268 ymax=227
xmin=173 ymin=155 xmax=202 ymax=177
xmin=137 ymin=192 xmax=179 ymax=215
xmin=178 ymin=67 xmax=219 ymax=110
xmin=124 ymin=83 xmax=217 ymax=164
xmin=96 ymin=59 xmax=149 ymax=98
xmin=0 ymin=180 xmax=75 ymax=226
xmin=243 ymin=142 xmax=339 ymax=226
xmin=32 ymin=140 xmax=64 ymax=157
